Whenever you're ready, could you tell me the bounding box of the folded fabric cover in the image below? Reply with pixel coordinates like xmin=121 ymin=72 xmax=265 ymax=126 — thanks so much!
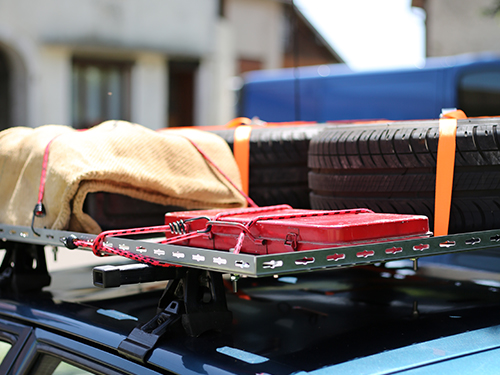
xmin=0 ymin=121 xmax=247 ymax=234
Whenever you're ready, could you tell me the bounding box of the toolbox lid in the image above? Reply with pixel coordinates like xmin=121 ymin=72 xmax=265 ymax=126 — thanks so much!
xmin=165 ymin=206 xmax=430 ymax=249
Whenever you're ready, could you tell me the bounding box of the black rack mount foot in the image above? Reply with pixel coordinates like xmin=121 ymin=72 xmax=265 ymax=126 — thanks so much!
xmin=110 ymin=267 xmax=231 ymax=362
xmin=179 ymin=268 xmax=232 ymax=337
xmin=0 ymin=242 xmax=51 ymax=293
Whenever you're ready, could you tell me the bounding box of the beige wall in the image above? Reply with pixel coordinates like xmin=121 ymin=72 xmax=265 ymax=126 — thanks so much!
xmin=227 ymin=0 xmax=284 ymax=70
xmin=426 ymin=0 xmax=500 ymax=56
xmin=196 ymin=19 xmax=237 ymax=126
xmin=0 ymin=0 xmax=221 ymax=128
xmin=131 ymin=53 xmax=168 ymax=130
xmin=0 ymin=0 xmax=216 ymax=56
xmin=0 ymin=0 xmax=296 ymax=129
xmin=38 ymin=46 xmax=72 ymax=126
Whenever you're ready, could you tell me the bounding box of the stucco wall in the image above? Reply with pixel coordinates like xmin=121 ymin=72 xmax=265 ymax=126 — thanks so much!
xmin=0 ymin=0 xmax=220 ymax=128
xmin=0 ymin=0 xmax=216 ymax=56
xmin=131 ymin=53 xmax=167 ymax=129
xmin=227 ymin=0 xmax=284 ymax=70
xmin=426 ymin=0 xmax=500 ymax=56
xmin=0 ymin=0 xmax=293 ymax=129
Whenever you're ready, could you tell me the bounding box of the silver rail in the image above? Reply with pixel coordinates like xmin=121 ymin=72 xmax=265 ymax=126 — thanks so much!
xmin=1 ymin=224 xmax=499 ymax=277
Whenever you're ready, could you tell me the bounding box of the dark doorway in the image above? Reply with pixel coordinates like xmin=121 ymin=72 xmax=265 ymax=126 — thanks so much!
xmin=0 ymin=49 xmax=10 ymax=131
xmin=168 ymin=60 xmax=199 ymax=127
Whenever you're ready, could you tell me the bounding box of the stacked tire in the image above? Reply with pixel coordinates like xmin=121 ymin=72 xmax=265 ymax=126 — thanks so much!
xmin=211 ymin=125 xmax=325 ymax=208
xmin=308 ymin=118 xmax=500 ymax=234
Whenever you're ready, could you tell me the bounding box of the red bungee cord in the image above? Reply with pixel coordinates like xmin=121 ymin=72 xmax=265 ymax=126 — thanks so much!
xmin=166 ymin=133 xmax=258 ymax=209
xmin=31 ymin=134 xmax=65 ymax=236
xmin=34 ymin=128 xmax=258 ymax=265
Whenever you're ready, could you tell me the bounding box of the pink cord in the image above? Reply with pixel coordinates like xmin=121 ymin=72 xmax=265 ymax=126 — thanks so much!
xmin=177 ymin=135 xmax=258 ymax=208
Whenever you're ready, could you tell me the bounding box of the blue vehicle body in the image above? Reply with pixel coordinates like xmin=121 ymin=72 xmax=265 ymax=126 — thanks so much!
xmin=240 ymin=53 xmax=500 ymax=122
xmin=304 ymin=324 xmax=500 ymax=375
xmin=1 ymin=261 xmax=500 ymax=374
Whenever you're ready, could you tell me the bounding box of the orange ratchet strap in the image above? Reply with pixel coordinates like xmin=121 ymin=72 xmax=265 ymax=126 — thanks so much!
xmin=434 ymin=110 xmax=465 ymax=236
xmin=225 ymin=117 xmax=252 ymax=195
xmin=234 ymin=125 xmax=252 ymax=195
xmin=227 ymin=117 xmax=317 ymax=196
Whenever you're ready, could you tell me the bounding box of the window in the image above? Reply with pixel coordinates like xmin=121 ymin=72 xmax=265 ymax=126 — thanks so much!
xmin=168 ymin=60 xmax=198 ymax=127
xmin=29 ymin=354 xmax=95 ymax=375
xmin=0 ymin=320 xmax=32 ymax=373
xmin=16 ymin=330 xmax=166 ymax=375
xmin=53 ymin=362 xmax=93 ymax=375
xmin=72 ymin=59 xmax=132 ymax=129
xmin=458 ymin=70 xmax=500 ymax=117
xmin=0 ymin=341 xmax=12 ymax=363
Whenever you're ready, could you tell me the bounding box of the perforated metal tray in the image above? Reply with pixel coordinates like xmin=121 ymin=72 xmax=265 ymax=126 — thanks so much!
xmin=1 ymin=224 xmax=499 ymax=277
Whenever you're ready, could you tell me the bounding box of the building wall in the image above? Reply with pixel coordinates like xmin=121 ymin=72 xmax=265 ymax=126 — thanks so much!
xmin=0 ymin=0 xmax=340 ymax=130
xmin=425 ymin=0 xmax=500 ymax=57
xmin=227 ymin=0 xmax=285 ymax=71
xmin=131 ymin=53 xmax=167 ymax=129
xmin=2 ymin=0 xmax=215 ymax=56
xmin=0 ymin=0 xmax=221 ymax=129
xmin=195 ymin=18 xmax=237 ymax=126
xmin=38 ymin=46 xmax=71 ymax=126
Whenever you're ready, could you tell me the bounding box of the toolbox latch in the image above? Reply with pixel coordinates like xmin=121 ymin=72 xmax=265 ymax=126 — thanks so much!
xmin=284 ymin=232 xmax=298 ymax=251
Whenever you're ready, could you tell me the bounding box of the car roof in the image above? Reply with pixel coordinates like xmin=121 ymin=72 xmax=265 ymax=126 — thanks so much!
xmin=1 ymin=259 xmax=500 ymax=374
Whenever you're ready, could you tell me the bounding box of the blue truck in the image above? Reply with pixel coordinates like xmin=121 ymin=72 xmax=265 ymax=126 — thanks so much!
xmin=239 ymin=53 xmax=500 ymax=122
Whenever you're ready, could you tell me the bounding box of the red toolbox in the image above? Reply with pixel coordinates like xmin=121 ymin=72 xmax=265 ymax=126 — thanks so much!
xmin=165 ymin=205 xmax=430 ymax=255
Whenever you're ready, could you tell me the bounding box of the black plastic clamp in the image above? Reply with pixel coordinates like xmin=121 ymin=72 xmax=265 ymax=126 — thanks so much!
xmin=116 ymin=269 xmax=232 ymax=362
xmin=118 ymin=301 xmax=181 ymax=362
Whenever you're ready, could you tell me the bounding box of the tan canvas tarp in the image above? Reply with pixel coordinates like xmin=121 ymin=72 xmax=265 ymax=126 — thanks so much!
xmin=0 ymin=121 xmax=247 ymax=234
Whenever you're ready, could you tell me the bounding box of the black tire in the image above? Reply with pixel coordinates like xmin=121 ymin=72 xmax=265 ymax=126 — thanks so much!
xmin=308 ymin=118 xmax=500 ymax=234
xmin=211 ymin=125 xmax=325 ymax=208
xmin=84 ymin=192 xmax=186 ymax=230
xmin=309 ymin=121 xmax=500 ymax=170
xmin=309 ymin=169 xmax=500 ymax=194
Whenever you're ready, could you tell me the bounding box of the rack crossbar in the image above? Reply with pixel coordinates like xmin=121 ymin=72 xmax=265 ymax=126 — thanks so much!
xmin=1 ymin=224 xmax=499 ymax=277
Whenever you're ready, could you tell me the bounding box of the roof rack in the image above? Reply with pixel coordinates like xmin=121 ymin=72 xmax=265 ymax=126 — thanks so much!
xmin=2 ymin=221 xmax=499 ymax=359
xmin=1 ymin=223 xmax=498 ymax=278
